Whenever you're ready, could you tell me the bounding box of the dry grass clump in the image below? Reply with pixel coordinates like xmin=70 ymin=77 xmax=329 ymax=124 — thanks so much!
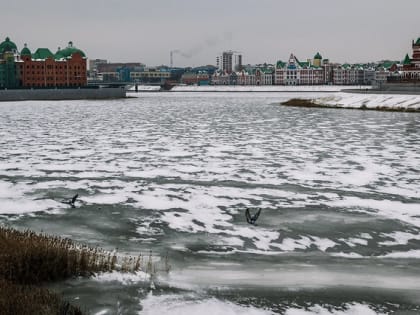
xmin=0 ymin=226 xmax=128 ymax=284
xmin=281 ymin=98 xmax=319 ymax=107
xmin=0 ymin=279 xmax=82 ymax=315
xmin=0 ymin=225 xmax=151 ymax=314
xmin=281 ymin=98 xmax=341 ymax=108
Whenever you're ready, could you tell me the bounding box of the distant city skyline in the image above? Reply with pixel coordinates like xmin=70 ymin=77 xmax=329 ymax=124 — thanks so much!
xmin=2 ymin=0 xmax=420 ymax=66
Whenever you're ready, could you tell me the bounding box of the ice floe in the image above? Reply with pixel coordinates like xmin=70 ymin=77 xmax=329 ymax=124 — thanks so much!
xmin=313 ymin=92 xmax=420 ymax=110
xmin=285 ymin=303 xmax=385 ymax=315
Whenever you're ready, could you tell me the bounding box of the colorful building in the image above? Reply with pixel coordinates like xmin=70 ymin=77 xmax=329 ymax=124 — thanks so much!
xmin=400 ymin=38 xmax=420 ymax=81
xmin=212 ymin=64 xmax=274 ymax=85
xmin=0 ymin=37 xmax=87 ymax=89
xmin=181 ymin=71 xmax=210 ymax=85
xmin=275 ymin=53 xmax=324 ymax=85
xmin=0 ymin=37 xmax=19 ymax=88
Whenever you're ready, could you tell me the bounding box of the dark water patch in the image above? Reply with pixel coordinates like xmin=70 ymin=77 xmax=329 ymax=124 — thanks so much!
xmin=211 ymin=286 xmax=420 ymax=314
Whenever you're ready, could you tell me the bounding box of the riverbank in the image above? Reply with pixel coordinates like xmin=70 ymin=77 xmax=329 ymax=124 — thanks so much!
xmin=127 ymin=85 xmax=368 ymax=93
xmin=0 ymin=87 xmax=126 ymax=102
xmin=0 ymin=226 xmax=145 ymax=314
xmin=281 ymin=92 xmax=420 ymax=112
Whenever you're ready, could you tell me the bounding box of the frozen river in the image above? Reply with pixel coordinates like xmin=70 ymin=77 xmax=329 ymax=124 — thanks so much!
xmin=1 ymin=92 xmax=420 ymax=314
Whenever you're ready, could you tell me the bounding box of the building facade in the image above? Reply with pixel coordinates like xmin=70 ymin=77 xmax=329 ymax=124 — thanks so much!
xmin=181 ymin=71 xmax=210 ymax=85
xmin=400 ymin=38 xmax=420 ymax=81
xmin=0 ymin=37 xmax=18 ymax=88
xmin=275 ymin=53 xmax=324 ymax=85
xmin=0 ymin=37 xmax=87 ymax=88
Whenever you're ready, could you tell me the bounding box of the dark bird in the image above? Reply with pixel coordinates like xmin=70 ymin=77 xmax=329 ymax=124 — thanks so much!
xmin=245 ymin=208 xmax=261 ymax=225
xmin=62 ymin=193 xmax=78 ymax=208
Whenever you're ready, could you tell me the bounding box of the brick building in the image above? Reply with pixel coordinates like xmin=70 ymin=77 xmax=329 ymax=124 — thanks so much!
xmin=400 ymin=38 xmax=420 ymax=81
xmin=0 ymin=37 xmax=87 ymax=88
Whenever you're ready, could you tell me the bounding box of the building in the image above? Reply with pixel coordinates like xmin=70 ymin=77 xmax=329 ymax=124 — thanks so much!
xmin=275 ymin=53 xmax=324 ymax=85
xmin=20 ymin=42 xmax=87 ymax=88
xmin=94 ymin=62 xmax=144 ymax=82
xmin=88 ymin=59 xmax=107 ymax=71
xmin=216 ymin=51 xmax=242 ymax=74
xmin=0 ymin=37 xmax=87 ymax=88
xmin=181 ymin=71 xmax=210 ymax=85
xmin=222 ymin=51 xmax=233 ymax=73
xmin=0 ymin=37 xmax=19 ymax=88
xmin=136 ymin=67 xmax=171 ymax=83
xmin=88 ymin=58 xmax=107 ymax=79
xmin=212 ymin=64 xmax=274 ymax=86
xmin=400 ymin=38 xmax=420 ymax=81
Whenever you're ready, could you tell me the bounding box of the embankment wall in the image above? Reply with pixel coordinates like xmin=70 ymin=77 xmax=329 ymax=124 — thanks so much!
xmin=0 ymin=87 xmax=126 ymax=101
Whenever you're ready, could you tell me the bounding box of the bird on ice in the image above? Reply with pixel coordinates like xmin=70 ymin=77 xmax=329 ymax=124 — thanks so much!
xmin=62 ymin=193 xmax=78 ymax=208
xmin=245 ymin=208 xmax=262 ymax=225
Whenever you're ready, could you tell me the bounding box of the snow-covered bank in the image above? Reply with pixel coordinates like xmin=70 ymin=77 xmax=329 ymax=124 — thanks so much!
xmin=283 ymin=92 xmax=420 ymax=111
xmin=127 ymin=84 xmax=372 ymax=93
xmin=127 ymin=85 xmax=161 ymax=92
xmin=171 ymin=85 xmax=365 ymax=92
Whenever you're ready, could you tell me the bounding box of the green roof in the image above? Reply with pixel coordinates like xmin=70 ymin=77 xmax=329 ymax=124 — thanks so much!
xmin=403 ymin=53 xmax=411 ymax=65
xmin=299 ymin=61 xmax=310 ymax=68
xmin=314 ymin=52 xmax=322 ymax=59
xmin=381 ymin=60 xmax=396 ymax=69
xmin=0 ymin=37 xmax=17 ymax=53
xmin=276 ymin=60 xmax=285 ymax=68
xmin=259 ymin=67 xmax=274 ymax=74
xmin=56 ymin=41 xmax=86 ymax=59
xmin=20 ymin=43 xmax=31 ymax=56
xmin=415 ymin=38 xmax=420 ymax=45
xmin=32 ymin=48 xmax=54 ymax=60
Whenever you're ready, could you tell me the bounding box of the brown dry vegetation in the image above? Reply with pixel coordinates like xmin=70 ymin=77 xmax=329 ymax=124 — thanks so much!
xmin=0 ymin=279 xmax=82 ymax=315
xmin=0 ymin=226 xmax=145 ymax=314
xmin=281 ymin=98 xmax=339 ymax=108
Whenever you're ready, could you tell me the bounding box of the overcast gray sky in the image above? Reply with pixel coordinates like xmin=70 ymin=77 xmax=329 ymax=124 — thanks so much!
xmin=1 ymin=0 xmax=420 ymax=67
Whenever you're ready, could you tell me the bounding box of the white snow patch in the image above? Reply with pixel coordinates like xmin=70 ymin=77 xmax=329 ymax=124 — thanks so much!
xmin=0 ymin=180 xmax=64 ymax=214
xmin=378 ymin=250 xmax=420 ymax=259
xmin=330 ymin=196 xmax=420 ymax=228
xmin=271 ymin=236 xmax=336 ymax=252
xmin=330 ymin=252 xmax=364 ymax=259
xmin=93 ymin=271 xmax=150 ymax=285
xmin=140 ymin=293 xmax=274 ymax=315
xmin=171 ymin=85 xmax=362 ymax=92
xmin=285 ymin=303 xmax=385 ymax=315
xmin=314 ymin=92 xmax=420 ymax=110
xmin=379 ymin=231 xmax=420 ymax=246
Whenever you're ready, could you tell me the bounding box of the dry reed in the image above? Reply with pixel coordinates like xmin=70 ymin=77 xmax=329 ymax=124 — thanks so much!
xmin=0 ymin=279 xmax=82 ymax=315
xmin=0 ymin=225 xmax=155 ymax=314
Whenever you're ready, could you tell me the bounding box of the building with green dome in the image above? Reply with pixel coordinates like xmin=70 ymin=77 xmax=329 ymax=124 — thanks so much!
xmin=0 ymin=37 xmax=87 ymax=88
xmin=55 ymin=41 xmax=86 ymax=60
xmin=20 ymin=44 xmax=31 ymax=57
xmin=0 ymin=37 xmax=19 ymax=88
xmin=313 ymin=52 xmax=322 ymax=68
xmin=274 ymin=53 xmax=326 ymax=85
xmin=0 ymin=37 xmax=17 ymax=54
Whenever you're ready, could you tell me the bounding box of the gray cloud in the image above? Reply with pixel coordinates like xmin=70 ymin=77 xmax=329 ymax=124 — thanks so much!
xmin=1 ymin=0 xmax=419 ymax=66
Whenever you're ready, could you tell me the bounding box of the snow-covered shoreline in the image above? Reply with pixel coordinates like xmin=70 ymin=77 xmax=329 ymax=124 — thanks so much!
xmin=309 ymin=92 xmax=420 ymax=111
xmin=170 ymin=85 xmax=364 ymax=92
xmin=128 ymin=85 xmax=370 ymax=93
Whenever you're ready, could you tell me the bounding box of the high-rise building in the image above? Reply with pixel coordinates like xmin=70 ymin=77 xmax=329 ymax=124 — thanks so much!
xmin=222 ymin=51 xmax=233 ymax=73
xmin=217 ymin=51 xmax=242 ymax=74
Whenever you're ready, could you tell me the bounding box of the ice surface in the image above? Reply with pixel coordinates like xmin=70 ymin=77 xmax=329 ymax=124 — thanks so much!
xmin=140 ymin=293 xmax=274 ymax=315
xmin=315 ymin=92 xmax=420 ymax=110
xmin=285 ymin=303 xmax=385 ymax=315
